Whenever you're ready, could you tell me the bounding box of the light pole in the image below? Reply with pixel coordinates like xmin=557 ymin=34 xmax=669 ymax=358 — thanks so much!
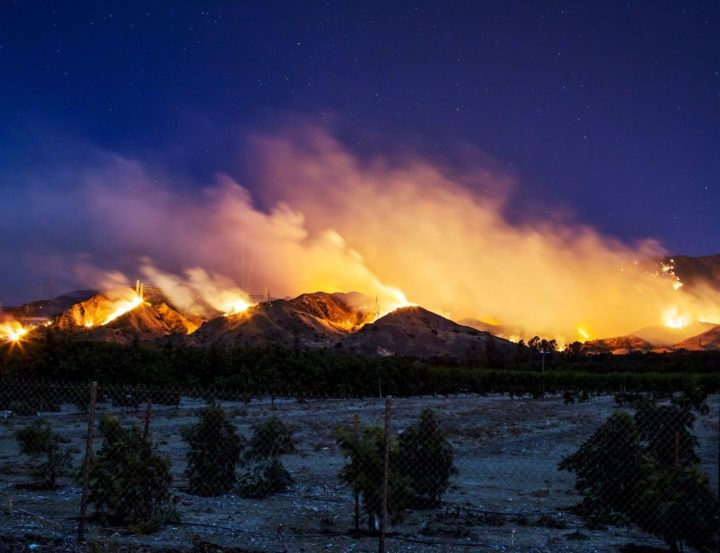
xmin=540 ymin=349 xmax=550 ymax=372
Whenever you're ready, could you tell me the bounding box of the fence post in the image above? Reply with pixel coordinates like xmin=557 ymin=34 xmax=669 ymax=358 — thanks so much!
xmin=379 ymin=396 xmax=392 ymax=553
xmin=143 ymin=397 xmax=153 ymax=439
xmin=77 ymin=381 xmax=97 ymax=542
xmin=353 ymin=413 xmax=360 ymax=532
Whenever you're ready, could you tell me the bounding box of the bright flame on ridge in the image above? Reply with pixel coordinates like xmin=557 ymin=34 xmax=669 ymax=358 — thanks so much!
xmin=223 ymin=298 xmax=254 ymax=316
xmin=662 ymin=307 xmax=690 ymax=329
xmin=0 ymin=322 xmax=28 ymax=342
xmin=101 ymin=294 xmax=145 ymax=326
xmin=376 ymin=286 xmax=416 ymax=319
xmin=101 ymin=283 xmax=148 ymax=326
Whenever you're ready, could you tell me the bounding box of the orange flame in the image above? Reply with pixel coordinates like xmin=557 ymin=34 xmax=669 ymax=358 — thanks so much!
xmin=0 ymin=321 xmax=28 ymax=343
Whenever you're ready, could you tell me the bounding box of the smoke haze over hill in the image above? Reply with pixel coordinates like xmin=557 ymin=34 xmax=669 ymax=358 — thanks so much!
xmin=2 ymin=125 xmax=719 ymax=343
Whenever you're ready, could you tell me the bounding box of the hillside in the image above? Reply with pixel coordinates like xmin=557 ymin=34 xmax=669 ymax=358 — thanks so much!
xmin=5 ymin=290 xmax=98 ymax=322
xmin=54 ymin=293 xmax=197 ymax=344
xmin=582 ymin=335 xmax=654 ymax=355
xmin=191 ymin=291 xmax=374 ymax=348
xmin=673 ymin=325 xmax=720 ymax=351
xmin=629 ymin=321 xmax=716 ymax=348
xmin=667 ymin=255 xmax=720 ymax=291
xmin=342 ymin=305 xmax=515 ymax=360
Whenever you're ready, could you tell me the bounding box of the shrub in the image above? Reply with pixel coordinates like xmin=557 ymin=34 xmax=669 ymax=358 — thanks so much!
xmin=15 ymin=419 xmax=72 ymax=488
xmin=245 ymin=416 xmax=295 ymax=460
xmin=336 ymin=426 xmax=411 ymax=530
xmin=560 ymin=396 xmax=720 ymax=551
xmin=181 ymin=403 xmax=244 ymax=496
xmin=239 ymin=416 xmax=295 ymax=498
xmin=88 ymin=414 xmax=175 ymax=532
xmin=397 ymin=409 xmax=454 ymax=506
xmin=238 ymin=458 xmax=293 ymax=498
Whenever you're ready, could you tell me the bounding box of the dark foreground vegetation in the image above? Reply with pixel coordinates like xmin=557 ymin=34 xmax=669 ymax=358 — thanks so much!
xmin=1 ymin=329 xmax=720 ymax=398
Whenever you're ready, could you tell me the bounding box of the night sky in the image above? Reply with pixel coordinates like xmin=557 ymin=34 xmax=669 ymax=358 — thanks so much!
xmin=0 ymin=1 xmax=718 ymax=302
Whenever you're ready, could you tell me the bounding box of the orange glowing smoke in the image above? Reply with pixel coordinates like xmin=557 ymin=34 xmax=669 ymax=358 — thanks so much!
xmin=71 ymin=126 xmax=720 ymax=342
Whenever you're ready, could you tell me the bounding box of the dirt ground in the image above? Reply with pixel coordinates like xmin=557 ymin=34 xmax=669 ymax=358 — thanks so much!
xmin=0 ymin=393 xmax=717 ymax=552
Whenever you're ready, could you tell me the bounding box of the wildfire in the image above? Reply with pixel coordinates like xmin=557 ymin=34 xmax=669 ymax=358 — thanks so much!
xmin=577 ymin=327 xmax=590 ymax=341
xmin=0 ymin=322 xmax=28 ymax=343
xmin=101 ymin=282 xmax=148 ymax=326
xmin=102 ymin=294 xmax=146 ymax=325
xmin=662 ymin=307 xmax=690 ymax=329
xmin=223 ymin=298 xmax=254 ymax=316
xmin=375 ymin=286 xmax=416 ymax=319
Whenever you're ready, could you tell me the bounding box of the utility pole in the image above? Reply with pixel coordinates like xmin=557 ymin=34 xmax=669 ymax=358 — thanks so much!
xmin=540 ymin=349 xmax=549 ymax=372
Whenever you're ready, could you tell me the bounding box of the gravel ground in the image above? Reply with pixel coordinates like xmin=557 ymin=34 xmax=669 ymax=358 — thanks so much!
xmin=1 ymin=393 xmax=717 ymax=552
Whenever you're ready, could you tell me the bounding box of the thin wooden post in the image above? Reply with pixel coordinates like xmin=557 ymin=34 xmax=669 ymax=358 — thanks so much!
xmin=143 ymin=397 xmax=153 ymax=438
xmin=77 ymin=382 xmax=97 ymax=542
xmin=353 ymin=413 xmax=360 ymax=532
xmin=379 ymin=397 xmax=392 ymax=553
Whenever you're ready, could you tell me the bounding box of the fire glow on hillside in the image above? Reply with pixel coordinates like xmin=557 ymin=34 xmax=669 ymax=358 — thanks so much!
xmin=223 ymin=298 xmax=254 ymax=317
xmin=10 ymin=129 xmax=720 ymax=344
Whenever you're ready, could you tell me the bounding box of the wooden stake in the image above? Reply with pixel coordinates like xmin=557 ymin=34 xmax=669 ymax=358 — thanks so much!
xmin=353 ymin=413 xmax=360 ymax=532
xmin=379 ymin=397 xmax=392 ymax=553
xmin=143 ymin=397 xmax=153 ymax=439
xmin=77 ymin=381 xmax=97 ymax=542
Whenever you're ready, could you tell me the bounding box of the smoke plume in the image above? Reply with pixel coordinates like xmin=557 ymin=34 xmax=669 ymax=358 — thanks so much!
xmin=4 ymin=126 xmax=720 ymax=342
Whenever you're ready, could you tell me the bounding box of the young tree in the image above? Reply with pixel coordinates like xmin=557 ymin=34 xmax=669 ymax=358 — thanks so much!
xmin=396 ymin=409 xmax=454 ymax=506
xmin=15 ymin=419 xmax=72 ymax=489
xmin=88 ymin=414 xmax=175 ymax=532
xmin=559 ymin=411 xmax=649 ymax=524
xmin=561 ymin=396 xmax=720 ymax=552
xmin=239 ymin=416 xmax=296 ymax=498
xmin=336 ymin=426 xmax=411 ymax=531
xmin=182 ymin=403 xmax=244 ymax=496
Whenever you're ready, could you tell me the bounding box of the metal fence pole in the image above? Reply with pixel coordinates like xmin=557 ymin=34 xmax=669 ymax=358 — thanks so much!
xmin=379 ymin=396 xmax=392 ymax=553
xmin=77 ymin=381 xmax=97 ymax=542
xmin=353 ymin=413 xmax=360 ymax=532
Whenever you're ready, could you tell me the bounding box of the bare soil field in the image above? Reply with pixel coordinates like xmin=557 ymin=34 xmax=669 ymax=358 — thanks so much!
xmin=0 ymin=393 xmax=717 ymax=552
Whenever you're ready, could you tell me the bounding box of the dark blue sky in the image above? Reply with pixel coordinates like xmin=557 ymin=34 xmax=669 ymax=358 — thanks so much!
xmin=0 ymin=1 xmax=718 ymax=262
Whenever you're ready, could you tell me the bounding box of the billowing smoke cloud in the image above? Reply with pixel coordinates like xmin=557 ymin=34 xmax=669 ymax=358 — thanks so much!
xmin=3 ymin=126 xmax=720 ymax=342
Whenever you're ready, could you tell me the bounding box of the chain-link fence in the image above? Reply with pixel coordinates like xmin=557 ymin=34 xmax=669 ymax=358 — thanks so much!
xmin=0 ymin=381 xmax=718 ymax=552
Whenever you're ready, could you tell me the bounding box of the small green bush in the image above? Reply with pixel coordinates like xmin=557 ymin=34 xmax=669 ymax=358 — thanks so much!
xmin=397 ymin=409 xmax=455 ymax=506
xmin=245 ymin=416 xmax=295 ymax=460
xmin=238 ymin=458 xmax=293 ymax=498
xmin=88 ymin=414 xmax=175 ymax=532
xmin=181 ymin=403 xmax=244 ymax=496
xmin=239 ymin=416 xmax=295 ymax=498
xmin=336 ymin=426 xmax=411 ymax=530
xmin=561 ymin=395 xmax=720 ymax=552
xmin=15 ymin=419 xmax=72 ymax=488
